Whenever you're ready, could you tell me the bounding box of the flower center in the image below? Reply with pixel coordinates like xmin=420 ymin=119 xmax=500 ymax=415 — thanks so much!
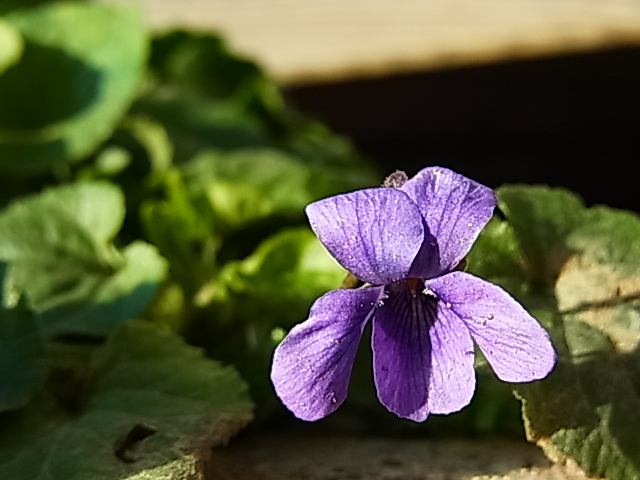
xmin=405 ymin=278 xmax=424 ymax=298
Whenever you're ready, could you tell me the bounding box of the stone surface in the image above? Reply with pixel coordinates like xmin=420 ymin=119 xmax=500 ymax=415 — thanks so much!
xmin=207 ymin=434 xmax=593 ymax=480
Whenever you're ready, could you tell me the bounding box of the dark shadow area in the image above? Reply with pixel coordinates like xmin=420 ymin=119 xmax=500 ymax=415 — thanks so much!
xmin=0 ymin=41 xmax=101 ymax=129
xmin=285 ymin=46 xmax=640 ymax=212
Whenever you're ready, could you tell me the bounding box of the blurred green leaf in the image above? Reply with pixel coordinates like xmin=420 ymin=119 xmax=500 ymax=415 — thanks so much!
xmin=516 ymin=333 xmax=640 ymax=480
xmin=133 ymin=92 xmax=271 ymax=163
xmin=512 ymin=199 xmax=640 ymax=480
xmin=222 ymin=227 xmax=345 ymax=317
xmin=284 ymin=118 xmax=380 ymax=190
xmin=0 ymin=182 xmax=125 ymax=308
xmin=183 ymin=148 xmax=330 ymax=232
xmin=0 ymin=307 xmax=46 ymax=412
xmin=140 ymin=169 xmax=213 ymax=297
xmin=122 ymin=116 xmax=173 ymax=173
xmin=0 ymin=182 xmax=167 ymax=336
xmin=0 ymin=2 xmax=147 ymax=175
xmin=41 ymin=241 xmax=168 ymax=336
xmin=150 ymin=31 xmax=281 ymax=109
xmin=0 ymin=19 xmax=23 ymax=75
xmin=88 ymin=146 xmax=132 ymax=178
xmin=497 ymin=185 xmax=586 ymax=290
xmin=0 ymin=321 xmax=252 ymax=480
xmin=79 ymin=116 xmax=173 ymax=182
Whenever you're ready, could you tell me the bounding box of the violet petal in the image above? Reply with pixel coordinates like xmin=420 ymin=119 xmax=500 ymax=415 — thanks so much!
xmin=371 ymin=283 xmax=434 ymax=421
xmin=271 ymin=287 xmax=384 ymax=421
xmin=306 ymin=188 xmax=424 ymax=285
xmin=428 ymin=272 xmax=557 ymax=382
xmin=427 ymin=301 xmax=477 ymax=414
xmin=401 ymin=167 xmax=496 ymax=276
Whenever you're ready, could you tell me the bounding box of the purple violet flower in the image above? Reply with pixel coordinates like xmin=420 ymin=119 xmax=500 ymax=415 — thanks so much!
xmin=271 ymin=167 xmax=556 ymax=422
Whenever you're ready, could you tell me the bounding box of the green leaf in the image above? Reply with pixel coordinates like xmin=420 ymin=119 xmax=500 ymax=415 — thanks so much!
xmin=41 ymin=241 xmax=169 ymax=336
xmin=0 ymin=321 xmax=252 ymax=480
xmin=88 ymin=146 xmax=132 ymax=177
xmin=133 ymin=92 xmax=271 ymax=164
xmin=516 ymin=341 xmax=640 ymax=480
xmin=122 ymin=116 xmax=173 ymax=173
xmin=497 ymin=185 xmax=586 ymax=290
xmin=140 ymin=169 xmax=213 ymax=297
xmin=0 ymin=19 xmax=23 ymax=75
xmin=0 ymin=182 xmax=167 ymax=336
xmin=183 ymin=148 xmax=330 ymax=231
xmin=0 ymin=0 xmax=59 ymax=15
xmin=284 ymin=118 xmax=380 ymax=191
xmin=0 ymin=307 xmax=46 ymax=412
xmin=466 ymin=216 xmax=527 ymax=295
xmin=0 ymin=182 xmax=124 ymax=308
xmin=150 ymin=30 xmax=280 ymax=108
xmin=513 ymin=202 xmax=640 ymax=480
xmin=569 ymin=206 xmax=640 ymax=276
xmin=221 ymin=227 xmax=345 ymax=317
xmin=78 ymin=116 xmax=173 ymax=181
xmin=0 ymin=3 xmax=147 ymax=175
xmin=0 ymin=395 xmax=71 ymax=468
xmin=556 ymin=206 xmax=640 ymax=353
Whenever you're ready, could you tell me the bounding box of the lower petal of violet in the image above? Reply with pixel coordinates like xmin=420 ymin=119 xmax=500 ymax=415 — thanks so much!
xmin=372 ymin=282 xmax=477 ymax=421
xmin=271 ymin=287 xmax=383 ymax=421
xmin=428 ymin=271 xmax=556 ymax=383
xmin=372 ymin=283 xmax=435 ymax=422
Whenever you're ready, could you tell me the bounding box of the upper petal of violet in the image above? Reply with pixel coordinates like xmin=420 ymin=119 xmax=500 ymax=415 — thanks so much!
xmin=401 ymin=167 xmax=496 ymax=276
xmin=428 ymin=272 xmax=557 ymax=383
xmin=271 ymin=287 xmax=384 ymax=421
xmin=306 ymin=188 xmax=424 ymax=285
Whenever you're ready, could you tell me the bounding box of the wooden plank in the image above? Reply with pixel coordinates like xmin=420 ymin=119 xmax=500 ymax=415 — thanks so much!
xmin=102 ymin=0 xmax=640 ymax=84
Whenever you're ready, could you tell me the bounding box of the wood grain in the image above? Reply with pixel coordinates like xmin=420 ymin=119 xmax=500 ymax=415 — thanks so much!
xmin=102 ymin=0 xmax=640 ymax=84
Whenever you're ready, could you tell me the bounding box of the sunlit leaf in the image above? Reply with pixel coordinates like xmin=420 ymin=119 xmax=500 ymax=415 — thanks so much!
xmin=41 ymin=241 xmax=168 ymax=336
xmin=91 ymin=147 xmax=132 ymax=177
xmin=497 ymin=185 xmax=586 ymax=289
xmin=0 ymin=182 xmax=167 ymax=336
xmin=510 ymin=196 xmax=640 ymax=480
xmin=0 ymin=182 xmax=125 ymax=310
xmin=0 ymin=2 xmax=147 ymax=175
xmin=222 ymin=227 xmax=345 ymax=318
xmin=183 ymin=148 xmax=329 ymax=231
xmin=122 ymin=116 xmax=174 ymax=173
xmin=0 ymin=19 xmax=23 ymax=75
